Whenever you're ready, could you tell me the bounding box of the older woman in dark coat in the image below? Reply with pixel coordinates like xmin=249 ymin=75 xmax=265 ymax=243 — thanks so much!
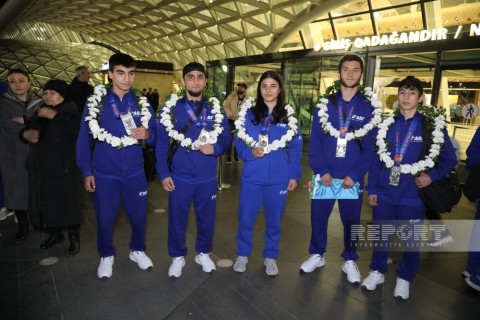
xmin=22 ymin=79 xmax=83 ymax=255
xmin=0 ymin=69 xmax=43 ymax=240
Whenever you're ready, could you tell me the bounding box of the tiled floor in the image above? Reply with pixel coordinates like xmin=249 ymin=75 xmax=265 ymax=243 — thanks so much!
xmin=1 ymin=154 xmax=479 ymax=320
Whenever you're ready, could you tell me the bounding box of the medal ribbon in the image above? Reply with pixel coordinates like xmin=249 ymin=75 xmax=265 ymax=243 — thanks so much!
xmin=261 ymin=114 xmax=273 ymax=134
xmin=394 ymin=116 xmax=420 ymax=166
xmin=184 ymin=99 xmax=205 ymax=127
xmin=108 ymin=94 xmax=133 ymax=119
xmin=337 ymin=99 xmax=356 ymax=139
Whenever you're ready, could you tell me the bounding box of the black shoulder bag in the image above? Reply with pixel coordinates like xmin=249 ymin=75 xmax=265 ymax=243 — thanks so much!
xmin=166 ymin=103 xmax=203 ymax=172
xmin=463 ymin=164 xmax=480 ymax=202
xmin=418 ymin=119 xmax=462 ymax=213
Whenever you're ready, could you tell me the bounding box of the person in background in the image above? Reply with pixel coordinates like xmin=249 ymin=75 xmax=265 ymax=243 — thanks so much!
xmin=22 ymin=79 xmax=83 ymax=254
xmin=232 ymin=71 xmax=302 ymax=276
xmin=464 ymin=126 xmax=480 ymax=292
xmin=300 ymin=54 xmax=377 ymax=285
xmin=363 ymin=76 xmax=457 ymax=300
xmin=76 ymin=53 xmax=157 ymax=279
xmin=150 ymin=88 xmax=160 ymax=115
xmin=156 ymin=62 xmax=231 ymax=278
xmin=70 ymin=66 xmax=93 ymax=114
xmin=0 ymin=69 xmax=43 ymax=239
xmin=224 ymin=82 xmax=250 ymax=164
xmin=0 ymin=79 xmax=11 ymax=221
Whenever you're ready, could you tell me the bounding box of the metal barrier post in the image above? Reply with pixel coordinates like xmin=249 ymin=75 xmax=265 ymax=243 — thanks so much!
xmin=217 ymin=155 xmax=231 ymax=191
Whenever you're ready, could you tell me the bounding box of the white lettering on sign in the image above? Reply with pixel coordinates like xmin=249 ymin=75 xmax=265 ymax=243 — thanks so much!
xmin=470 ymin=23 xmax=480 ymax=36
xmin=318 ymin=24 xmax=478 ymax=51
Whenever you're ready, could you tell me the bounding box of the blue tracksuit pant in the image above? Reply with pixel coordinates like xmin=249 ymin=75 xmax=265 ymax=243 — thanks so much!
xmin=94 ymin=174 xmax=148 ymax=257
xmin=168 ymin=179 xmax=217 ymax=257
xmin=369 ymin=201 xmax=425 ymax=282
xmin=309 ymin=196 xmax=363 ymax=261
xmin=236 ymin=181 xmax=288 ymax=259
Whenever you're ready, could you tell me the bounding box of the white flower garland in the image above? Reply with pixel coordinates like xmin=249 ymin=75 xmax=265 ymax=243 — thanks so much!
xmin=376 ymin=108 xmax=446 ymax=175
xmin=234 ymin=97 xmax=299 ymax=152
xmin=85 ymin=84 xmax=151 ymax=149
xmin=316 ymin=87 xmax=383 ymax=140
xmin=159 ymin=92 xmax=224 ymax=150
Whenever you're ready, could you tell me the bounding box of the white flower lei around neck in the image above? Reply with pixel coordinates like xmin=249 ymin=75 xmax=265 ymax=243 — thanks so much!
xmin=376 ymin=106 xmax=446 ymax=175
xmin=159 ymin=90 xmax=224 ymax=150
xmin=85 ymin=84 xmax=151 ymax=149
xmin=234 ymin=97 xmax=299 ymax=152
xmin=315 ymin=82 xmax=383 ymax=140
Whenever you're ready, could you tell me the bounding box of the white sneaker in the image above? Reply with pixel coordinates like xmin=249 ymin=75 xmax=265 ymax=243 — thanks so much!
xmin=129 ymin=251 xmax=153 ymax=270
xmin=0 ymin=207 xmax=14 ymax=221
xmin=362 ymin=270 xmax=385 ymax=290
xmin=195 ymin=252 xmax=216 ymax=273
xmin=426 ymin=232 xmax=454 ymax=247
xmin=264 ymin=258 xmax=278 ymax=276
xmin=342 ymin=260 xmax=361 ymax=283
xmin=168 ymin=256 xmax=185 ymax=278
xmin=300 ymin=254 xmax=325 ymax=273
xmin=394 ymin=277 xmax=410 ymax=299
xmin=233 ymin=256 xmax=248 ymax=273
xmin=97 ymin=256 xmax=114 ymax=279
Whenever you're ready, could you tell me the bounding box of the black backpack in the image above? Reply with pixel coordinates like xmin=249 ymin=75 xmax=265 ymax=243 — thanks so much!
xmin=417 ymin=118 xmax=462 ymax=213
xmin=463 ymin=164 xmax=480 ymax=202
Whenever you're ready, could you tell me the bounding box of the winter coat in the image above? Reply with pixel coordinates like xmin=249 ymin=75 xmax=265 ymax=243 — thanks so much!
xmin=24 ymin=100 xmax=83 ymax=229
xmin=70 ymin=77 xmax=93 ymax=114
xmin=0 ymin=90 xmax=43 ymax=210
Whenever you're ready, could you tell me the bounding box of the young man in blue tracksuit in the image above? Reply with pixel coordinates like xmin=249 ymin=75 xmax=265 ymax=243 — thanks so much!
xmin=232 ymin=71 xmax=302 ymax=276
xmin=464 ymin=126 xmax=480 ymax=292
xmin=156 ymin=62 xmax=231 ymax=278
xmin=76 ymin=53 xmax=157 ymax=279
xmin=300 ymin=55 xmax=377 ymax=284
xmin=362 ymin=76 xmax=457 ymax=299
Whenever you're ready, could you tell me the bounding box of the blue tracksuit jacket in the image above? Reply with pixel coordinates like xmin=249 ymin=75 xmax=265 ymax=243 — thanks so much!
xmin=309 ymin=91 xmax=376 ymax=185
xmin=76 ymin=89 xmax=157 ymax=178
xmin=156 ymin=96 xmax=231 ymax=182
xmin=466 ymin=127 xmax=480 ymax=171
xmin=366 ymin=112 xmax=458 ymax=206
xmin=234 ymin=109 xmax=303 ymax=185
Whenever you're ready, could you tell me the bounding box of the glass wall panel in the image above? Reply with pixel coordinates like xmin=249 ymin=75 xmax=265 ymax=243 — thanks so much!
xmin=373 ymin=53 xmax=436 ymax=112
xmin=207 ymin=65 xmax=228 ymax=102
xmin=284 ymin=56 xmax=347 ymax=136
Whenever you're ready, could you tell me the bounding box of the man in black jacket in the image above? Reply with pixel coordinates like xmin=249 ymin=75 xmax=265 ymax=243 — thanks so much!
xmin=70 ymin=66 xmax=93 ymax=113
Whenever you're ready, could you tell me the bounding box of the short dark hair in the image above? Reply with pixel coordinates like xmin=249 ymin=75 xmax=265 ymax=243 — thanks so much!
xmin=7 ymin=68 xmax=30 ymax=81
xmin=398 ymin=75 xmax=424 ymax=96
xmin=183 ymin=62 xmax=206 ymax=78
xmin=237 ymin=82 xmax=248 ymax=89
xmin=338 ymin=54 xmax=364 ymax=73
xmin=109 ymin=53 xmax=135 ymax=71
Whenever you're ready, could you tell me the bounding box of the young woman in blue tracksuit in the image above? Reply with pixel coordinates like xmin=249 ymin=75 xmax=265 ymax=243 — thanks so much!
xmin=464 ymin=126 xmax=480 ymax=291
xmin=76 ymin=53 xmax=157 ymax=279
xmin=300 ymin=55 xmax=378 ymax=285
xmin=156 ymin=62 xmax=231 ymax=278
xmin=362 ymin=76 xmax=457 ymax=299
xmin=232 ymin=70 xmax=302 ymax=276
